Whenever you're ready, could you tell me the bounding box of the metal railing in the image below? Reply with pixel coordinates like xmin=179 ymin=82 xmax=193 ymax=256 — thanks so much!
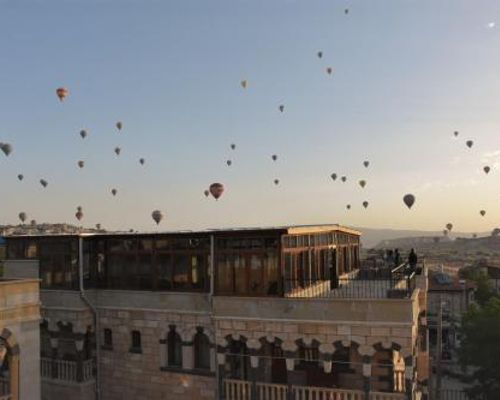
xmin=41 ymin=357 xmax=95 ymax=383
xmin=223 ymin=379 xmax=405 ymax=400
xmin=284 ymin=265 xmax=416 ymax=299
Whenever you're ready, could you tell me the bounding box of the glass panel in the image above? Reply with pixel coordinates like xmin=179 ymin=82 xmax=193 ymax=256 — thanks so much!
xmin=157 ymin=253 xmax=173 ymax=290
xmin=249 ymin=255 xmax=262 ymax=294
xmin=173 ymin=255 xmax=190 ymax=289
xmin=234 ymin=255 xmax=247 ymax=294
xmin=216 ymin=255 xmax=233 ymax=293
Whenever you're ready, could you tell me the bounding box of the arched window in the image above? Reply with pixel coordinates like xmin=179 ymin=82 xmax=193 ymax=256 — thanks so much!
xmin=194 ymin=328 xmax=211 ymax=370
xmin=167 ymin=326 xmax=182 ymax=368
xmin=226 ymin=337 xmax=249 ymax=380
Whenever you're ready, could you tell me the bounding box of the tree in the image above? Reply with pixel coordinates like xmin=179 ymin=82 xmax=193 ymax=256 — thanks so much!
xmin=459 ymin=297 xmax=500 ymax=399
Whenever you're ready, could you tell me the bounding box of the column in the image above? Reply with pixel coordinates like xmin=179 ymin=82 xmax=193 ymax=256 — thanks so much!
xmin=75 ymin=337 xmax=85 ymax=382
xmin=182 ymin=342 xmax=194 ymax=370
xmin=362 ymin=355 xmax=372 ymax=397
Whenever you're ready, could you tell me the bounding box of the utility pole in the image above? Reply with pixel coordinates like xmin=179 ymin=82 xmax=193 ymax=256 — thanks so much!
xmin=435 ymin=294 xmax=443 ymax=400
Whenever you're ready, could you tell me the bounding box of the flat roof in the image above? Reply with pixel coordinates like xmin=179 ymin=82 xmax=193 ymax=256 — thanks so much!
xmin=3 ymin=224 xmax=361 ymax=238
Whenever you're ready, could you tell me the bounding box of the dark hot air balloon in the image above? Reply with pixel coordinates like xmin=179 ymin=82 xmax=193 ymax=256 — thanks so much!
xmin=209 ymin=183 xmax=224 ymax=200
xmin=75 ymin=210 xmax=83 ymax=221
xmin=446 ymin=223 xmax=453 ymax=231
xmin=453 ymin=131 xmax=459 ymax=137
xmin=363 ymin=161 xmax=369 ymax=168
xmin=230 ymin=144 xmax=236 ymax=150
xmin=18 ymin=212 xmax=27 ymax=223
xmin=362 ymin=201 xmax=369 ymax=209
xmin=346 ymin=204 xmax=351 ymax=210
xmin=204 ymin=190 xmax=210 ymax=197
xmin=115 ymin=147 xmax=121 ymax=156
xmin=226 ymin=160 xmax=232 ymax=166
xmin=80 ymin=130 xmax=87 ymax=139
xmin=480 ymin=210 xmax=486 ymax=217
xmin=240 ymin=80 xmax=247 ymax=89
xmin=359 ymin=180 xmax=366 ymax=188
xmin=317 ymin=51 xmax=323 ymax=58
xmin=116 ymin=121 xmax=123 ymax=131
xmin=326 ymin=67 xmax=333 ymax=75
xmin=96 ymin=223 xmax=101 ymax=230
xmin=17 ymin=174 xmax=23 ymax=181
xmin=341 ymin=176 xmax=347 ymax=182
xmin=484 ymin=166 xmax=490 ymax=174
xmin=111 ymin=188 xmax=117 ymax=196
xmin=403 ymin=194 xmax=415 ymax=209
xmin=139 ymin=158 xmax=145 ymax=165
xmin=272 ymin=154 xmax=278 ymax=161
xmin=274 ymin=179 xmax=280 ymax=185
xmin=152 ymin=210 xmax=164 ymax=225
xmin=1 ymin=143 xmax=12 ymax=156
xmin=331 ymin=173 xmax=337 ymax=181
xmin=77 ymin=160 xmax=85 ymax=169
xmin=56 ymin=87 xmax=68 ymax=101
xmin=40 ymin=179 xmax=48 ymax=188
xmin=466 ymin=140 xmax=473 ymax=148
xmin=279 ymin=105 xmax=284 ymax=113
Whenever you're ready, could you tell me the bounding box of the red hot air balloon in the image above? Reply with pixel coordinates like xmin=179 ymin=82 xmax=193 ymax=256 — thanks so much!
xmin=56 ymin=87 xmax=69 ymax=101
xmin=209 ymin=183 xmax=224 ymax=200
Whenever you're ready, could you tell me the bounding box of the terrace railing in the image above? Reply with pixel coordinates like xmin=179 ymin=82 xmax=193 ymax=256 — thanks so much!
xmin=284 ymin=264 xmax=417 ymax=299
xmin=41 ymin=357 xmax=95 ymax=383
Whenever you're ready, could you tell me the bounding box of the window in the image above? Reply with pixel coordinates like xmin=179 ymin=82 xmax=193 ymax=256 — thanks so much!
xmin=167 ymin=326 xmax=182 ymax=367
xmin=130 ymin=330 xmax=142 ymax=353
xmin=194 ymin=328 xmax=211 ymax=370
xmin=103 ymin=329 xmax=113 ymax=349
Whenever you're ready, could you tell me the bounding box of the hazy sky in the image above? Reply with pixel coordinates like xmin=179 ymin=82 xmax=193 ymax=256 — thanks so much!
xmin=1 ymin=0 xmax=500 ymax=232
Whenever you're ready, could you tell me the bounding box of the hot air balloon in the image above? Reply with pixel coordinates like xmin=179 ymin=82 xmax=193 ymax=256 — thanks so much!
xmin=226 ymin=160 xmax=232 ymax=166
xmin=77 ymin=206 xmax=82 ymax=212
xmin=111 ymin=188 xmax=117 ymax=196
xmin=363 ymin=161 xmax=369 ymax=168
xmin=466 ymin=140 xmax=473 ymax=148
xmin=18 ymin=212 xmax=27 ymax=223
xmin=359 ymin=180 xmax=366 ymax=188
xmin=279 ymin=105 xmax=285 ymax=113
xmin=209 ymin=183 xmax=224 ymax=200
xmin=403 ymin=194 xmax=415 ymax=209
xmin=96 ymin=223 xmax=101 ymax=230
xmin=453 ymin=131 xmax=459 ymax=137
xmin=230 ymin=144 xmax=236 ymax=150
xmin=446 ymin=223 xmax=453 ymax=231
xmin=346 ymin=204 xmax=351 ymax=210
xmin=56 ymin=87 xmax=68 ymax=101
xmin=77 ymin=160 xmax=85 ymax=169
xmin=1 ymin=143 xmax=12 ymax=156
xmin=317 ymin=51 xmax=323 ymax=58
xmin=362 ymin=201 xmax=369 ymax=209
xmin=152 ymin=210 xmax=164 ymax=225
xmin=40 ymin=179 xmax=48 ymax=188
xmin=139 ymin=158 xmax=145 ymax=165
xmin=204 ymin=190 xmax=210 ymax=197
xmin=480 ymin=210 xmax=486 ymax=217
xmin=272 ymin=154 xmax=278 ymax=161
xmin=75 ymin=210 xmax=83 ymax=221
xmin=341 ymin=176 xmax=347 ymax=182
xmin=326 ymin=67 xmax=333 ymax=75
xmin=484 ymin=166 xmax=491 ymax=174
xmin=17 ymin=174 xmax=23 ymax=181
xmin=274 ymin=179 xmax=280 ymax=185
xmin=330 ymin=173 xmax=337 ymax=181
xmin=115 ymin=147 xmax=121 ymax=156
xmin=345 ymin=8 xmax=349 ymax=14
xmin=116 ymin=121 xmax=123 ymax=131
xmin=80 ymin=130 xmax=87 ymax=139
xmin=240 ymin=80 xmax=248 ymax=89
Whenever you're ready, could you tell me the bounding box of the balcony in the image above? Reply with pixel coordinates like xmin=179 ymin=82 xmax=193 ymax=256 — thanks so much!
xmin=223 ymin=379 xmax=406 ymax=400
xmin=41 ymin=358 xmax=95 ymax=383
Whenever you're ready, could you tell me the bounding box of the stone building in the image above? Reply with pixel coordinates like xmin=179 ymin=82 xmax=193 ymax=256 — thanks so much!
xmin=0 ymin=278 xmax=41 ymax=400
xmin=4 ymin=225 xmax=428 ymax=400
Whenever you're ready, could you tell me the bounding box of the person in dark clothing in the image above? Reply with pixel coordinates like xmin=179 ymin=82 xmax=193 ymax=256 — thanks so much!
xmin=408 ymin=248 xmax=418 ymax=270
xmin=394 ymin=249 xmax=401 ymax=267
